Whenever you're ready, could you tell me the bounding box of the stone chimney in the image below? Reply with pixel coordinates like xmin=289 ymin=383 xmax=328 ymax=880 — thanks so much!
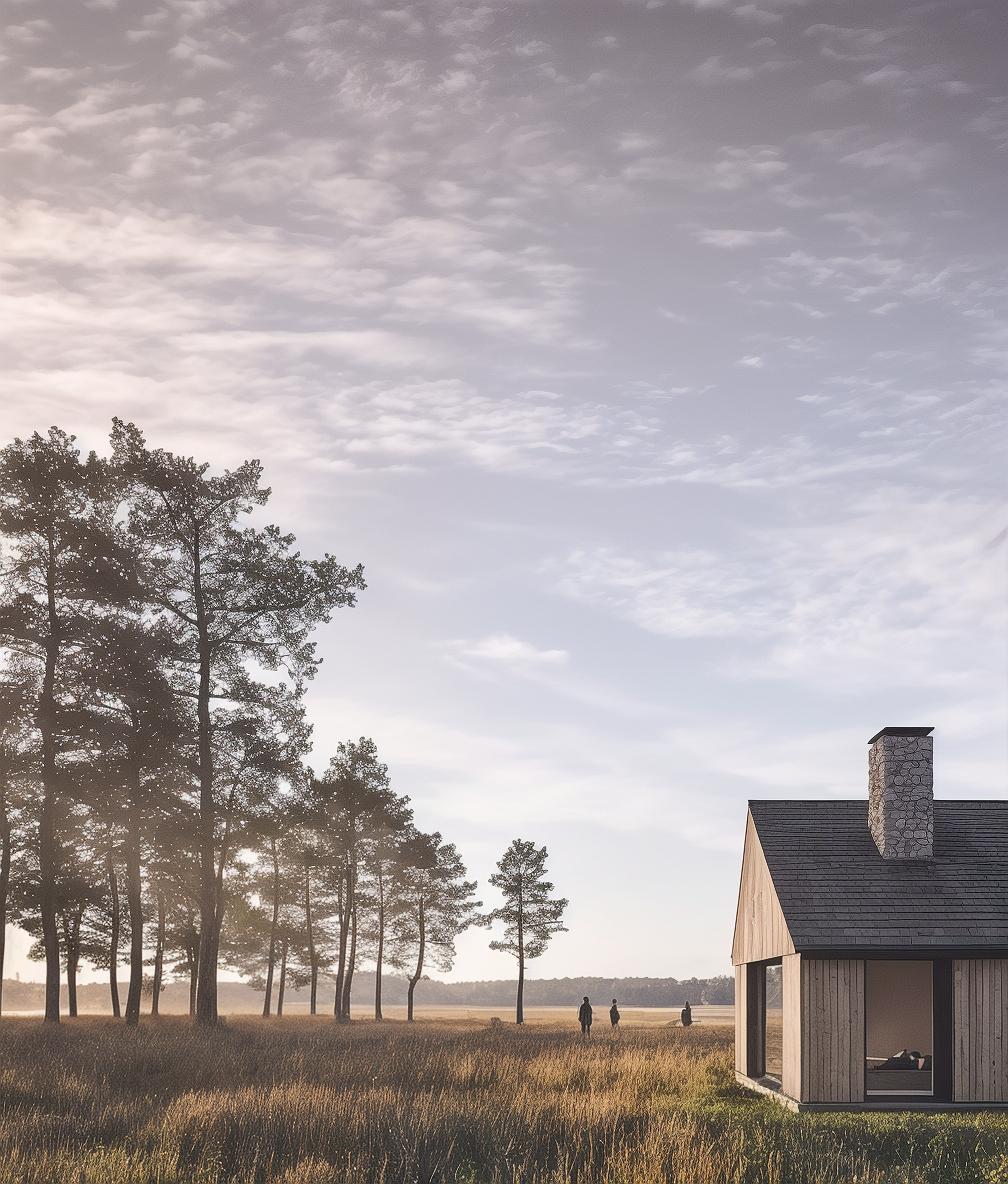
xmin=868 ymin=727 xmax=934 ymax=859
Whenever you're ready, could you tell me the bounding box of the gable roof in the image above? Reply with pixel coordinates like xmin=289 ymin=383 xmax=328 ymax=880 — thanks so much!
xmin=748 ymin=799 xmax=1008 ymax=951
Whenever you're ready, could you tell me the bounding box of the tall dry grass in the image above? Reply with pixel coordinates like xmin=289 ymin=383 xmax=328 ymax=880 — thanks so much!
xmin=0 ymin=1017 xmax=1004 ymax=1183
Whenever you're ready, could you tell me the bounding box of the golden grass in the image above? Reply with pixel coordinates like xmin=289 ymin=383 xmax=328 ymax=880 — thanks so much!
xmin=0 ymin=1017 xmax=1003 ymax=1183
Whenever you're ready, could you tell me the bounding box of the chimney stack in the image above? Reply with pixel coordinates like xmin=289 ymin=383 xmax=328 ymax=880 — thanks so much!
xmin=868 ymin=727 xmax=934 ymax=859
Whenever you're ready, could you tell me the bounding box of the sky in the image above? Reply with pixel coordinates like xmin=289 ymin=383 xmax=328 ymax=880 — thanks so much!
xmin=1 ymin=0 xmax=1006 ymax=985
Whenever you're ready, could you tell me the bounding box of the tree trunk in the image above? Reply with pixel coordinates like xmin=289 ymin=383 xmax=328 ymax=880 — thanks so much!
xmin=39 ymin=540 xmax=61 ymax=1024
xmin=374 ymin=867 xmax=384 ymax=1022
xmin=124 ymin=743 xmax=143 ymax=1026
xmin=64 ymin=910 xmax=81 ymax=1018
xmin=66 ymin=961 xmax=77 ymax=1018
xmin=263 ymin=837 xmax=279 ymax=1018
xmin=107 ymin=845 xmax=121 ymax=1018
xmin=276 ymin=937 xmax=288 ymax=1017
xmin=194 ymin=544 xmax=218 ymax=1026
xmin=66 ymin=949 xmax=78 ymax=1018
xmin=304 ymin=857 xmax=317 ymax=1016
xmin=516 ymin=877 xmax=524 ymax=1025
xmin=407 ymin=897 xmax=425 ymax=1023
xmin=341 ymin=900 xmax=357 ymax=1021
xmin=0 ymin=788 xmax=10 ymax=1016
xmin=151 ymin=890 xmax=165 ymax=1016
xmin=186 ymin=933 xmax=198 ymax=1018
xmin=334 ymin=864 xmax=348 ymax=1019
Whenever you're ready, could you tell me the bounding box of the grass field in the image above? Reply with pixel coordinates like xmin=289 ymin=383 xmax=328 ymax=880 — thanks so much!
xmin=0 ymin=1016 xmax=1006 ymax=1184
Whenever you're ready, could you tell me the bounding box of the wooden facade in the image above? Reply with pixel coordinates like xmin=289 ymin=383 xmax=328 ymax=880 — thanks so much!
xmin=954 ymin=959 xmax=1008 ymax=1104
xmin=781 ymin=953 xmax=801 ymax=1100
xmin=796 ymin=957 xmax=865 ymax=1104
xmin=732 ymin=812 xmax=793 ymax=966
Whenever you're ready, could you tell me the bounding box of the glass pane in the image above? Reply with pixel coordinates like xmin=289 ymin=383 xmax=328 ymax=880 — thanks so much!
xmin=865 ymin=960 xmax=933 ymax=1095
xmin=765 ymin=963 xmax=783 ymax=1082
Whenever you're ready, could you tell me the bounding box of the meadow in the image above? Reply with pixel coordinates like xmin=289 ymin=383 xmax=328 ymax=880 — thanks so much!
xmin=0 ymin=1017 xmax=1005 ymax=1184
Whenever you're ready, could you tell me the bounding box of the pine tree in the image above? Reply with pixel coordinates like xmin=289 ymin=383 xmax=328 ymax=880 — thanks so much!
xmin=483 ymin=840 xmax=568 ymax=1024
xmin=393 ymin=832 xmax=480 ymax=1022
xmin=111 ymin=420 xmax=364 ymax=1025
xmin=0 ymin=428 xmax=116 ymax=1022
xmin=311 ymin=739 xmax=404 ymax=1021
xmin=0 ymin=676 xmax=31 ymax=1015
xmin=360 ymin=791 xmax=413 ymax=1021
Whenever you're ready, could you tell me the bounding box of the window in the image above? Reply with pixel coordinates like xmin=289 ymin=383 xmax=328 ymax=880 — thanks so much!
xmin=746 ymin=959 xmax=783 ymax=1084
xmin=865 ymin=960 xmax=933 ymax=1097
xmin=764 ymin=963 xmax=783 ymax=1083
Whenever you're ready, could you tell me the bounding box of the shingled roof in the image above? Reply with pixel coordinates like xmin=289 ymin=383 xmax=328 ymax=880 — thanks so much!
xmin=749 ymin=799 xmax=1008 ymax=950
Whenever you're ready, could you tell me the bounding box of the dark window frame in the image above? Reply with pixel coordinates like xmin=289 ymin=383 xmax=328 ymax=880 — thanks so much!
xmin=745 ymin=957 xmax=782 ymax=1083
xmin=861 ymin=957 xmax=953 ymax=1104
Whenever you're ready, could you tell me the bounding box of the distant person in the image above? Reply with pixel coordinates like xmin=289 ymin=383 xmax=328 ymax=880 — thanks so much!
xmin=578 ymin=996 xmax=593 ymax=1038
xmin=609 ymin=999 xmax=620 ymax=1031
xmin=681 ymin=1001 xmax=693 ymax=1027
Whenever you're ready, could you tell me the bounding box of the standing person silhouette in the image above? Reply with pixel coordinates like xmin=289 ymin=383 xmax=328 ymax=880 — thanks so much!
xmin=681 ymin=1000 xmax=693 ymax=1027
xmin=578 ymin=996 xmax=593 ymax=1039
xmin=609 ymin=998 xmax=620 ymax=1031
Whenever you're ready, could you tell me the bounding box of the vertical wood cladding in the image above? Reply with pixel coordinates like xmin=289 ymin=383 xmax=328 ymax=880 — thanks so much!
xmin=954 ymin=959 xmax=1007 ymax=1103
xmin=732 ymin=811 xmax=795 ymax=966
xmin=782 ymin=953 xmax=802 ymax=1101
xmin=800 ymin=958 xmax=865 ymax=1104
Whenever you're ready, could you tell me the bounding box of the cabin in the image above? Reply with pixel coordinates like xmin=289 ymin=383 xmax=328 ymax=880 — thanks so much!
xmin=732 ymin=726 xmax=1008 ymax=1111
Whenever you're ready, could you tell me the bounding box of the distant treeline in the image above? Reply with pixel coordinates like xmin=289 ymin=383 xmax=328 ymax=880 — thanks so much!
xmin=405 ymin=976 xmax=735 ymax=1007
xmin=1 ymin=973 xmax=735 ymax=1012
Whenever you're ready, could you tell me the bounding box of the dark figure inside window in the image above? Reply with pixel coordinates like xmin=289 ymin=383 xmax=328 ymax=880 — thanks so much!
xmin=681 ymin=1001 xmax=692 ymax=1027
xmin=578 ymin=996 xmax=593 ymax=1038
xmin=609 ymin=999 xmax=620 ymax=1029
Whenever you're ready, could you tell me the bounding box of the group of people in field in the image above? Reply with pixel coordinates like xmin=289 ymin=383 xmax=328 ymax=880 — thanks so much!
xmin=576 ymin=996 xmax=693 ymax=1037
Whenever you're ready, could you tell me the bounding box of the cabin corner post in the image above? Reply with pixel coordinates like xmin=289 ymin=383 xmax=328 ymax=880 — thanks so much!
xmin=782 ymin=952 xmax=802 ymax=1102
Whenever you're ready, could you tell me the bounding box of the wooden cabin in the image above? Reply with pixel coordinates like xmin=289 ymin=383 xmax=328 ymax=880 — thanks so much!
xmin=732 ymin=726 xmax=1008 ymax=1111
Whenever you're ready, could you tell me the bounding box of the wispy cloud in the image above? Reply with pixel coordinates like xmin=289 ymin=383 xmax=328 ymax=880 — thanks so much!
xmin=0 ymin=0 xmax=1005 ymax=980
xmin=550 ymin=495 xmax=1007 ymax=694
xmin=445 ymin=633 xmax=569 ymax=672
xmin=696 ymin=226 xmax=791 ymax=248
xmin=688 ymin=55 xmax=758 ymax=83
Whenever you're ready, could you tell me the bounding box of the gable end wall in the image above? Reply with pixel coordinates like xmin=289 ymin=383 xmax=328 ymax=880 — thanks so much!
xmin=732 ymin=810 xmax=795 ymax=965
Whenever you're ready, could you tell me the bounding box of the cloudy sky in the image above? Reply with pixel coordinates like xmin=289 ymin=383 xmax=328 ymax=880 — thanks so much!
xmin=2 ymin=0 xmax=1006 ymax=984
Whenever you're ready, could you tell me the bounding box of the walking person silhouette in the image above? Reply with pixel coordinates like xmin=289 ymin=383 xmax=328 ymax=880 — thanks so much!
xmin=578 ymin=996 xmax=593 ymax=1039
xmin=609 ymin=998 xmax=620 ymax=1033
xmin=681 ymin=1000 xmax=693 ymax=1027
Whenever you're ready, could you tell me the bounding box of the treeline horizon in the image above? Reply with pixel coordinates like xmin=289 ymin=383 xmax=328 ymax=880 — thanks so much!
xmin=0 ymin=423 xmax=488 ymax=1027
xmin=0 ymin=972 xmax=735 ymax=1010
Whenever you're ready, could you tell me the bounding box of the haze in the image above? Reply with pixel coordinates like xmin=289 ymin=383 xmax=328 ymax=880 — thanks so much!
xmin=2 ymin=0 xmax=1006 ymax=983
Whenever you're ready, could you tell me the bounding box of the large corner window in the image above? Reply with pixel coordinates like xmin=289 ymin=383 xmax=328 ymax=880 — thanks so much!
xmin=746 ymin=959 xmax=783 ymax=1084
xmin=865 ymin=960 xmax=933 ymax=1097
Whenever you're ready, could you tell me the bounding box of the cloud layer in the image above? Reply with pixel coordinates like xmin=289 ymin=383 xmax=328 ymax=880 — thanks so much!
xmin=2 ymin=0 xmax=1005 ymax=981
